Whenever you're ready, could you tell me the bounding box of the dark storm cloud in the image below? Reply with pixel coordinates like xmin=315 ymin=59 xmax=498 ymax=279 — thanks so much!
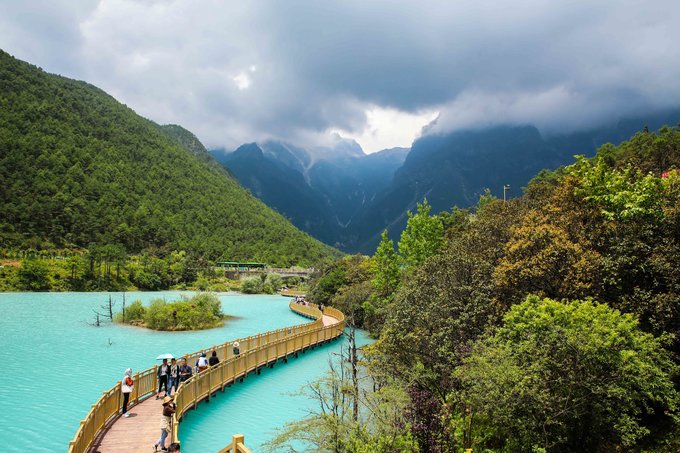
xmin=1 ymin=0 xmax=679 ymax=149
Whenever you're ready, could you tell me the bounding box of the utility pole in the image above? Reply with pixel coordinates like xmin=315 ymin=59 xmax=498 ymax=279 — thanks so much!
xmin=503 ymin=184 xmax=510 ymax=203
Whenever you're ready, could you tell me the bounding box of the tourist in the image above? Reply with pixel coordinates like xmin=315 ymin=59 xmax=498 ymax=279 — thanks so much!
xmin=178 ymin=358 xmax=192 ymax=385
xmin=196 ymin=352 xmax=209 ymax=373
xmin=156 ymin=358 xmax=169 ymax=399
xmin=168 ymin=443 xmax=180 ymax=452
xmin=153 ymin=396 xmax=175 ymax=452
xmin=232 ymin=341 xmax=240 ymax=356
xmin=121 ymin=368 xmax=134 ymax=417
xmin=209 ymin=350 xmax=219 ymax=367
xmin=168 ymin=358 xmax=179 ymax=396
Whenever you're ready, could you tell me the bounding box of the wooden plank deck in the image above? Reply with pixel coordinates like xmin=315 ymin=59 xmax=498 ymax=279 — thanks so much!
xmin=91 ymin=312 xmax=341 ymax=452
xmin=93 ymin=395 xmax=167 ymax=452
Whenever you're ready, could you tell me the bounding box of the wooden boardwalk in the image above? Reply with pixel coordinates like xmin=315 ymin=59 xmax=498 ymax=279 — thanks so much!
xmin=91 ymin=311 xmax=340 ymax=452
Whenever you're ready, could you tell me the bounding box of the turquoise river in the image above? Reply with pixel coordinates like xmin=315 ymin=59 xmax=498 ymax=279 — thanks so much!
xmin=0 ymin=292 xmax=371 ymax=452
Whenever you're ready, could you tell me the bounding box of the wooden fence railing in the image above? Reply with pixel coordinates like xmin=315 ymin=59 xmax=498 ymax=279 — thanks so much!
xmin=68 ymin=301 xmax=344 ymax=453
xmin=170 ymin=303 xmax=345 ymax=446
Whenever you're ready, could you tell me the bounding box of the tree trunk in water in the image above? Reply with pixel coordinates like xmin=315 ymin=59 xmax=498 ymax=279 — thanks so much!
xmin=350 ymin=326 xmax=359 ymax=423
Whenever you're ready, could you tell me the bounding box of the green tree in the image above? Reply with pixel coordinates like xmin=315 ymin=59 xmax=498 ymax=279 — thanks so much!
xmin=308 ymin=259 xmax=351 ymax=307
xmin=264 ymin=273 xmax=284 ymax=293
xmin=240 ymin=276 xmax=263 ymax=294
xmin=371 ymin=230 xmax=400 ymax=297
xmin=397 ymin=199 xmax=444 ymax=268
xmin=569 ymin=156 xmax=665 ymax=222
xmin=493 ymin=210 xmax=602 ymax=303
xmin=17 ymin=259 xmax=50 ymax=290
xmin=457 ymin=296 xmax=678 ymax=451
xmin=379 ymin=235 xmax=498 ymax=392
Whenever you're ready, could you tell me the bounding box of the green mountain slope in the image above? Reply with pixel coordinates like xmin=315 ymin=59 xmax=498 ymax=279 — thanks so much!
xmin=0 ymin=50 xmax=339 ymax=266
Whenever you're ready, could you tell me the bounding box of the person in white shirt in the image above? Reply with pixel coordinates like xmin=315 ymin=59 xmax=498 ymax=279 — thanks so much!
xmin=121 ymin=368 xmax=134 ymax=417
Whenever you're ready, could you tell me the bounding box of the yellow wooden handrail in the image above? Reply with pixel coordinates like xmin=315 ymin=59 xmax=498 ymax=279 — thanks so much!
xmin=218 ymin=434 xmax=252 ymax=453
xmin=68 ymin=301 xmax=344 ymax=453
xmin=170 ymin=303 xmax=345 ymax=446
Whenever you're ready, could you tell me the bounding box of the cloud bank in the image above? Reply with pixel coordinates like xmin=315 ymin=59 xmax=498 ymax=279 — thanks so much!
xmin=1 ymin=0 xmax=680 ymax=152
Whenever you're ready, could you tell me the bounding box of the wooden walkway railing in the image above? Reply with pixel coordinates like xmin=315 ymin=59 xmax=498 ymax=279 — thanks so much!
xmin=218 ymin=434 xmax=252 ymax=453
xmin=68 ymin=301 xmax=345 ymax=453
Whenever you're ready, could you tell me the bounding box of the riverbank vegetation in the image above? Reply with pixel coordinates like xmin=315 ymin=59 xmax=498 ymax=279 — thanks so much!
xmin=288 ymin=126 xmax=680 ymax=452
xmin=113 ymin=293 xmax=229 ymax=331
xmin=240 ymin=273 xmax=294 ymax=294
xmin=0 ymin=249 xmax=243 ymax=292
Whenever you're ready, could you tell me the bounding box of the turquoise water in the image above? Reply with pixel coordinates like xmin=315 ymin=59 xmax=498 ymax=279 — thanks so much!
xmin=179 ymin=327 xmax=372 ymax=452
xmin=0 ymin=291 xmax=364 ymax=452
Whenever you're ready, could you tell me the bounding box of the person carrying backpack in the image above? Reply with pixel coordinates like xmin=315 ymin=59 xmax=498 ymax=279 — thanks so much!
xmin=196 ymin=352 xmax=208 ymax=373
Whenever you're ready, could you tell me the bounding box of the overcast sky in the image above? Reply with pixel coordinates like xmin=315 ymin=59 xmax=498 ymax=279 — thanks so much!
xmin=2 ymin=0 xmax=680 ymax=153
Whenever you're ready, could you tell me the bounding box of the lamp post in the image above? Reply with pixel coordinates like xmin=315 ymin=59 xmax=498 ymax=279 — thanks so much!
xmin=503 ymin=184 xmax=510 ymax=203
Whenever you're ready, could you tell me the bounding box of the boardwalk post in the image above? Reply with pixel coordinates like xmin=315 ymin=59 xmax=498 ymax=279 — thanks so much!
xmin=221 ymin=361 xmax=226 ymax=391
xmin=207 ymin=367 xmax=212 ymax=402
xmin=193 ymin=377 xmax=198 ymax=410
xmin=233 ymin=434 xmax=245 ymax=451
xmin=133 ymin=372 xmax=139 ymax=404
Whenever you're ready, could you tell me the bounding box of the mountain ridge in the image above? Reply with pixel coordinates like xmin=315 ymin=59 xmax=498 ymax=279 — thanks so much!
xmin=0 ymin=49 xmax=339 ymax=266
xmin=212 ymin=141 xmax=409 ymax=247
xmin=216 ymin=110 xmax=680 ymax=253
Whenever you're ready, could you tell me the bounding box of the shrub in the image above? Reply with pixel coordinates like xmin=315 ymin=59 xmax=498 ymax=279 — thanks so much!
xmin=194 ymin=275 xmax=210 ymax=291
xmin=115 ymin=293 xmax=224 ymax=331
xmin=114 ymin=300 xmax=146 ymax=324
xmin=265 ymin=273 xmax=284 ymax=291
xmin=241 ymin=276 xmax=263 ymax=294
xmin=283 ymin=276 xmax=302 ymax=287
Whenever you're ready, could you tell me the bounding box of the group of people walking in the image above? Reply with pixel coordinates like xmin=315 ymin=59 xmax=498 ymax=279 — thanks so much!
xmin=293 ymin=295 xmax=324 ymax=313
xmin=119 ymin=342 xmax=243 ymax=451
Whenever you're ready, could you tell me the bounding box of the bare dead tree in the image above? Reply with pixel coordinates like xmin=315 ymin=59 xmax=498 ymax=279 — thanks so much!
xmin=100 ymin=294 xmax=115 ymax=322
xmin=88 ymin=309 xmax=102 ymax=327
xmin=121 ymin=292 xmax=126 ymax=323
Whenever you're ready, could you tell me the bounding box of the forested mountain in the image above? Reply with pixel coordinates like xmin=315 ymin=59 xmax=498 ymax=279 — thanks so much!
xmin=158 ymin=123 xmax=226 ymax=171
xmin=219 ymin=143 xmax=335 ymax=243
xmin=217 ymin=111 xmax=680 ymax=253
xmin=0 ymin=50 xmax=338 ymax=266
xmin=212 ymin=141 xmax=408 ymax=247
xmin=354 ymin=111 xmax=680 ymax=252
